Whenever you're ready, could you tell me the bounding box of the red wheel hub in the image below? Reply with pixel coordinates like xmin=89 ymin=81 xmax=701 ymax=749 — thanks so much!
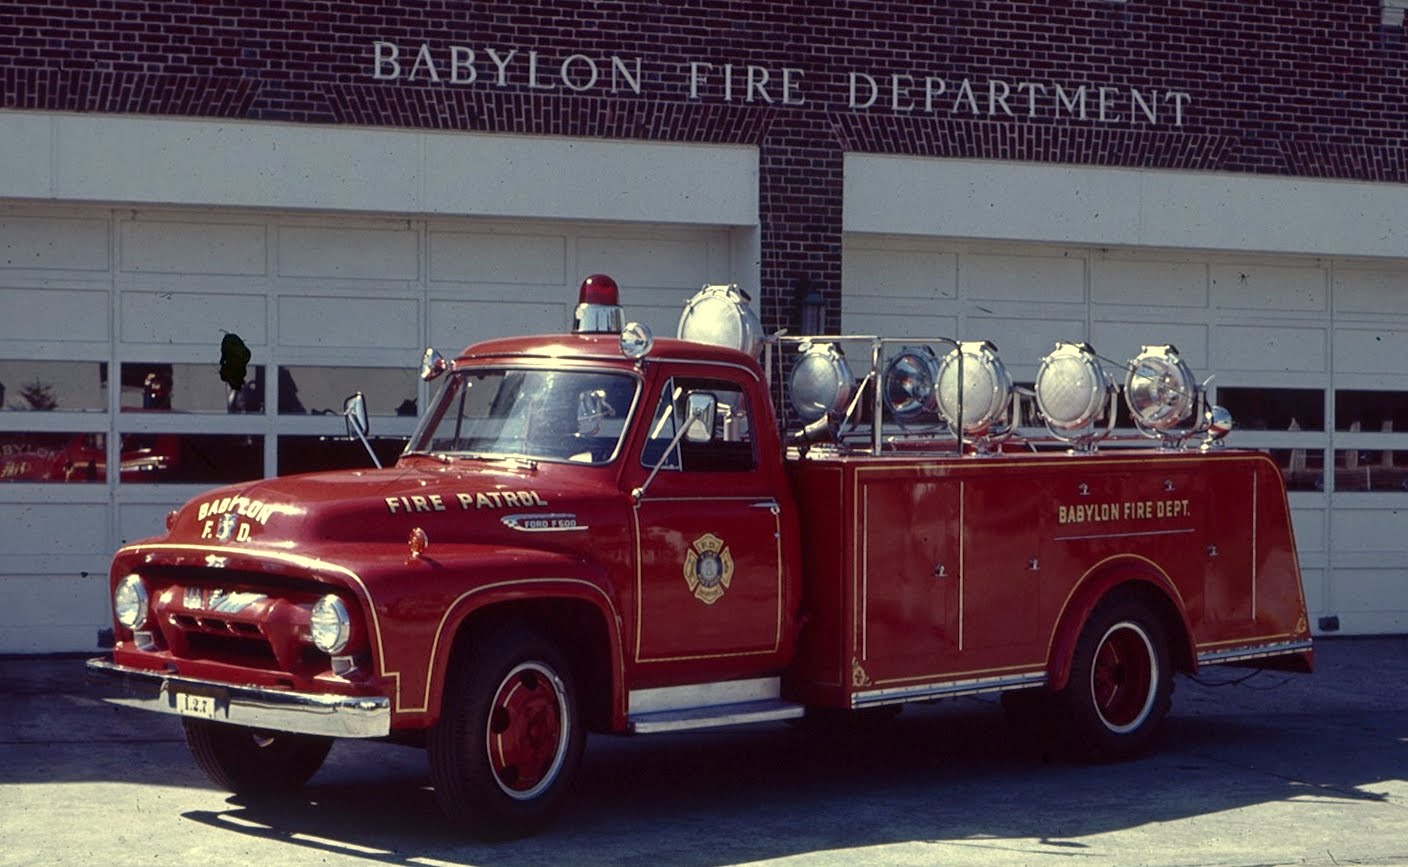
xmin=485 ymin=663 xmax=567 ymax=799
xmin=1091 ymin=622 xmax=1155 ymax=732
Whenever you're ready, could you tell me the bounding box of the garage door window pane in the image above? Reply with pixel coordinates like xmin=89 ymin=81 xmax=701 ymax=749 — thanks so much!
xmin=0 ymin=432 xmax=106 ymax=482
xmin=1217 ymin=388 xmax=1324 ymax=431
xmin=1265 ymin=448 xmax=1324 ymax=492
xmin=278 ymin=435 xmax=407 ymax=476
xmin=1334 ymin=450 xmax=1408 ymax=492
xmin=278 ymin=367 xmax=418 ymax=417
xmin=0 ymin=361 xmax=106 ymax=411
xmin=1335 ymin=390 xmax=1408 ymax=432
xmin=117 ymin=434 xmax=263 ymax=484
xmin=120 ymin=363 xmax=266 ymax=414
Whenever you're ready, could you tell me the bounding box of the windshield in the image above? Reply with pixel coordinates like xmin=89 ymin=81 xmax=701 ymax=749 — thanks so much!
xmin=408 ymin=368 xmax=638 ymax=465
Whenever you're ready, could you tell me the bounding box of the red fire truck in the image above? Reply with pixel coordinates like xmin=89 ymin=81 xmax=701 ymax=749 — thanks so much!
xmin=89 ymin=275 xmax=1313 ymax=839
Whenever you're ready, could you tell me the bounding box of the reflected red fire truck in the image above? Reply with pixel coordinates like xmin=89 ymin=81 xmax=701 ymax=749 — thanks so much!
xmin=89 ymin=275 xmax=1313 ymax=839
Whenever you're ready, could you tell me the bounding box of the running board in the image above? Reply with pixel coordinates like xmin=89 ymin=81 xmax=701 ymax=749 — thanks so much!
xmin=627 ymin=677 xmax=806 ymax=734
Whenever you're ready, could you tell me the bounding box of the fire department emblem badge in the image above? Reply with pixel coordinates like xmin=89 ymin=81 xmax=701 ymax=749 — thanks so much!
xmin=684 ymin=533 xmax=734 ymax=605
xmin=216 ymin=512 xmax=238 ymax=543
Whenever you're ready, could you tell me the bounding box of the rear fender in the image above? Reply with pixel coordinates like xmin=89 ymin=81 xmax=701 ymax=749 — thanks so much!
xmin=1046 ymin=556 xmax=1197 ymax=692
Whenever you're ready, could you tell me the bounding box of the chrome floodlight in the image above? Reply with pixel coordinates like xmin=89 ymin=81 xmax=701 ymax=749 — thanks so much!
xmin=1034 ymin=342 xmax=1116 ymax=451
xmin=789 ymin=341 xmax=854 ymax=423
xmin=1124 ymin=345 xmax=1197 ymax=430
xmin=936 ymin=341 xmax=1013 ymax=436
xmin=882 ymin=346 xmax=941 ymax=422
xmin=677 ymin=283 xmax=765 ymax=360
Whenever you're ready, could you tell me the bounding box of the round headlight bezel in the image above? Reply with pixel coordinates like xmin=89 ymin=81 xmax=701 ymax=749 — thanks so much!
xmin=789 ymin=342 xmax=854 ymax=423
xmin=309 ymin=594 xmax=351 ymax=655
xmin=1035 ymin=342 xmax=1115 ymax=433
xmin=114 ymin=574 xmax=149 ymax=630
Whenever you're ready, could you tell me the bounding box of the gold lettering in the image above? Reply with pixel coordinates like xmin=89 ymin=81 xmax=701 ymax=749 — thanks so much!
xmin=411 ymin=495 xmax=431 ymax=512
xmin=476 ymin=493 xmax=493 ymax=508
xmin=457 ymin=492 xmax=474 ymax=509
xmin=429 ymin=494 xmax=446 ymax=511
xmin=502 ymin=492 xmax=521 ymax=507
xmin=385 ymin=496 xmax=402 ymax=514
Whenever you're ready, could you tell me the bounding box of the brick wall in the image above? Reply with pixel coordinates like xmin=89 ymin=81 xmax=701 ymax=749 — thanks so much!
xmin=5 ymin=0 xmax=1406 ymax=328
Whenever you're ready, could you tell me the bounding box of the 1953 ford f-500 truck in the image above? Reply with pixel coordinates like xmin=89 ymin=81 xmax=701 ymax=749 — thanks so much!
xmin=89 ymin=275 xmax=1313 ymax=838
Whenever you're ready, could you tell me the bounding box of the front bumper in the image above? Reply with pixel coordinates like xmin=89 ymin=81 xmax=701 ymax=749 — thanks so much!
xmin=86 ymin=658 xmax=391 ymax=738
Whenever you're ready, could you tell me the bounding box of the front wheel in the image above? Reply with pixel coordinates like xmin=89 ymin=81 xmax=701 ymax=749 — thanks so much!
xmin=183 ymin=719 xmax=332 ymax=795
xmin=428 ymin=627 xmax=584 ymax=840
xmin=1055 ymin=594 xmax=1173 ymax=761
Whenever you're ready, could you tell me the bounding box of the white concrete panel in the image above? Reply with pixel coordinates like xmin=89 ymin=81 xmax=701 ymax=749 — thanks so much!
xmin=844 ymin=247 xmax=958 ymax=300
xmin=968 ymin=316 xmax=1086 ymax=371
xmin=1290 ymin=506 xmax=1326 ymax=553
xmin=1092 ymin=258 xmax=1208 ymax=308
xmin=578 ymin=236 xmax=717 ymax=289
xmin=121 ymin=291 xmax=267 ymax=346
xmin=278 ymin=226 xmax=419 ymax=280
xmin=1333 ymin=326 xmax=1408 ymax=375
xmin=431 ymin=299 xmax=567 ymax=348
xmin=0 ymin=287 xmax=111 ymax=343
xmin=0 ymin=215 xmax=109 ymax=271
xmin=1329 ymin=507 xmax=1408 ymax=552
xmin=1331 ymin=568 xmax=1408 ymax=619
xmin=0 ymin=503 xmax=109 ymax=558
xmin=121 ymin=221 xmax=266 ymax=275
xmin=430 ymin=232 xmax=567 ymax=285
xmin=119 ymin=502 xmax=176 ymax=546
xmin=0 ymin=622 xmax=104 ymax=653
xmin=279 ymin=296 xmax=419 ymax=349
xmin=843 ymin=308 xmax=958 ymax=340
xmin=1215 ymin=325 xmax=1326 ymax=373
xmin=1211 ymin=263 xmax=1327 ymax=312
xmin=1091 ymin=321 xmax=1209 ymax=371
xmin=960 ymin=253 xmax=1084 ymax=303
xmin=845 ymin=155 xmax=1408 ymax=258
xmin=13 ymin=111 xmax=756 ymax=227
xmin=0 ymin=112 xmax=55 ymax=199
xmin=1334 ymin=267 xmax=1408 ymax=316
xmin=424 ymin=136 xmax=758 ymax=226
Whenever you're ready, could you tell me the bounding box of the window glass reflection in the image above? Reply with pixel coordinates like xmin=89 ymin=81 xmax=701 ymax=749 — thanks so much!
xmin=120 ymin=363 xmax=266 ymax=414
xmin=1264 ymin=448 xmax=1324 ymax=492
xmin=119 ymin=434 xmax=263 ymax=484
xmin=1335 ymin=390 xmax=1408 ymax=433
xmin=0 ymin=432 xmax=262 ymax=483
xmin=278 ymin=435 xmax=407 ymax=476
xmin=0 ymin=361 xmax=106 ymax=411
xmin=1334 ymin=449 xmax=1408 ymax=492
xmin=278 ymin=367 xmax=418 ymax=417
xmin=1218 ymin=388 xmax=1324 ymax=431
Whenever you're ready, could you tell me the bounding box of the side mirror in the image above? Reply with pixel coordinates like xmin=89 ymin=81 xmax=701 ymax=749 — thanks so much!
xmin=420 ymin=348 xmax=448 ymax=382
xmin=683 ymin=393 xmax=716 ymax=443
xmin=342 ymin=392 xmax=381 ymax=469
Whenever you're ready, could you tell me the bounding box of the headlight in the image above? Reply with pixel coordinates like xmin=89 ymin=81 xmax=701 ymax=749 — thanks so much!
xmin=114 ymin=574 xmax=149 ymax=630
xmin=309 ymin=594 xmax=351 ymax=654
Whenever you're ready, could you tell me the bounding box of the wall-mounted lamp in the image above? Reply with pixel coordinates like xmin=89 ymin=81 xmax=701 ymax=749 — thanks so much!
xmin=794 ymin=276 xmax=826 ymax=335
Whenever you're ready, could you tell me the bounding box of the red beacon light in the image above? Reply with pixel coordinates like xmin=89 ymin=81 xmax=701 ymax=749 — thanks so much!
xmin=574 ymin=274 xmax=625 ymax=334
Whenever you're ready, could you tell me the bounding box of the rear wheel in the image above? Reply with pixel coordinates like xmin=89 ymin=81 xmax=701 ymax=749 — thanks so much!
xmin=1055 ymin=594 xmax=1172 ymax=761
xmin=428 ymin=627 xmax=584 ymax=840
xmin=183 ymin=720 xmax=332 ymax=795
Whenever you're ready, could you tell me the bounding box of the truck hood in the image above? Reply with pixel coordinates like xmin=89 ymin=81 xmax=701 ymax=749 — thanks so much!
xmin=159 ymin=459 xmax=617 ymax=551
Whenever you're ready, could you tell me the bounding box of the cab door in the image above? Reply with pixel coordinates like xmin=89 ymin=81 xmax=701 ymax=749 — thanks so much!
xmin=630 ymin=374 xmax=784 ymax=664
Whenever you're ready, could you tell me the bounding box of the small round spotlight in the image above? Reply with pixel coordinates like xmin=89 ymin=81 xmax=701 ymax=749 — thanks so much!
xmin=1125 ymin=345 xmax=1196 ymax=432
xmin=882 ymin=346 xmax=940 ymax=422
xmin=789 ymin=342 xmax=854 ymax=423
xmin=936 ymin=341 xmax=1013 ymax=435
xmin=1035 ymin=342 xmax=1114 ymax=433
xmin=114 ymin=574 xmax=149 ymax=630
xmin=619 ymin=321 xmax=654 ymax=360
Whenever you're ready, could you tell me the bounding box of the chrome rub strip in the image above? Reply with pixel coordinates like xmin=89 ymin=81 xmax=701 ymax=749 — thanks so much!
xmin=852 ymin=671 xmax=1047 ymax=708
xmin=1197 ymin=638 xmax=1313 ymax=666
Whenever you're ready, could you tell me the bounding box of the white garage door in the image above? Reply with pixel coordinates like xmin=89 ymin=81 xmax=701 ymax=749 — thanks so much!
xmin=844 ymin=234 xmax=1408 ymax=636
xmin=0 ymin=204 xmax=737 ymax=652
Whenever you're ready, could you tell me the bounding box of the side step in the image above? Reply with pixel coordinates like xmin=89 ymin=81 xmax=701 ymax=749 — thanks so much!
xmin=627 ymin=677 xmax=806 ymax=734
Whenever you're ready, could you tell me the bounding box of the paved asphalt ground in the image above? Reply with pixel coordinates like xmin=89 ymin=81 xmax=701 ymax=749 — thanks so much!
xmin=1 ymin=638 xmax=1405 ymax=867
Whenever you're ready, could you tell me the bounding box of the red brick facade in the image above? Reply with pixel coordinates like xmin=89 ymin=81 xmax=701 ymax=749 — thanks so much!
xmin=5 ymin=1 xmax=1406 ymax=328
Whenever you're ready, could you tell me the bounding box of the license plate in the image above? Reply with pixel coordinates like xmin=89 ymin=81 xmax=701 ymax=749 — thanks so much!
xmin=174 ymin=691 xmax=219 ymax=719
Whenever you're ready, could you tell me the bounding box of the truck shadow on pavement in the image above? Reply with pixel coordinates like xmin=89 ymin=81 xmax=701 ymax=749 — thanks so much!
xmin=173 ymin=678 xmax=1406 ymax=866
